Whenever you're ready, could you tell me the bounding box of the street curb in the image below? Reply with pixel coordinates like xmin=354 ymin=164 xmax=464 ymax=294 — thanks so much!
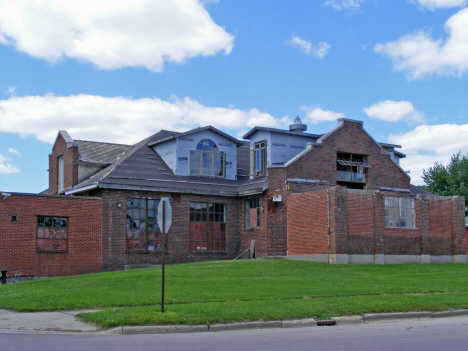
xmin=364 ymin=312 xmax=432 ymax=322
xmin=122 ymin=325 xmax=208 ymax=335
xmin=209 ymin=321 xmax=282 ymax=332
xmin=281 ymin=318 xmax=317 ymax=328
xmin=331 ymin=315 xmax=364 ymax=325
xmin=99 ymin=309 xmax=468 ymax=335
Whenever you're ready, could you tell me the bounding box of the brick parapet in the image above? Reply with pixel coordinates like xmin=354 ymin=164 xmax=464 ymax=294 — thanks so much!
xmin=48 ymin=134 xmax=79 ymax=194
xmin=286 ymin=120 xmax=410 ymax=190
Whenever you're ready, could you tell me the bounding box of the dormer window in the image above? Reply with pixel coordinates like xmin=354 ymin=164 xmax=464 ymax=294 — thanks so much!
xmin=190 ymin=139 xmax=225 ymax=177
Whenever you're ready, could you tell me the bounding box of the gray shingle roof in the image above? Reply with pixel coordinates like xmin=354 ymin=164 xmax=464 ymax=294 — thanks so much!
xmin=75 ymin=140 xmax=131 ymax=165
xmin=66 ymin=130 xmax=267 ymax=197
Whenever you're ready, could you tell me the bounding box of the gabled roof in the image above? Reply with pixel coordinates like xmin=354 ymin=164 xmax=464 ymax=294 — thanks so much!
xmin=74 ymin=140 xmax=131 ymax=165
xmin=243 ymin=126 xmax=322 ymax=140
xmin=51 ymin=130 xmax=78 ymax=150
xmin=148 ymin=126 xmax=243 ymax=147
xmin=66 ymin=130 xmax=266 ymax=197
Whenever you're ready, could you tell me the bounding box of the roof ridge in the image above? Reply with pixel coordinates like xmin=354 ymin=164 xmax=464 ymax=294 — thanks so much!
xmin=74 ymin=140 xmax=131 ymax=147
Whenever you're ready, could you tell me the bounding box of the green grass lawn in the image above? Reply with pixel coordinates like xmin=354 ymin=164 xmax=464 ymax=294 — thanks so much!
xmin=1 ymin=260 xmax=468 ymax=327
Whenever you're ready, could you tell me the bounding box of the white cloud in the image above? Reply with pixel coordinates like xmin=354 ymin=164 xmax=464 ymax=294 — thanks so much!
xmin=0 ymin=94 xmax=282 ymax=144
xmin=8 ymin=148 xmax=20 ymax=156
xmin=288 ymin=36 xmax=331 ymax=59
xmin=301 ymin=107 xmax=345 ymax=124
xmin=0 ymin=0 xmax=234 ymax=72
xmin=375 ymin=7 xmax=468 ymax=78
xmin=388 ymin=124 xmax=468 ymax=185
xmin=6 ymin=87 xmax=15 ymax=95
xmin=325 ymin=0 xmax=364 ymax=11
xmin=363 ymin=100 xmax=424 ymax=123
xmin=411 ymin=0 xmax=468 ymax=9
xmin=0 ymin=153 xmax=19 ymax=174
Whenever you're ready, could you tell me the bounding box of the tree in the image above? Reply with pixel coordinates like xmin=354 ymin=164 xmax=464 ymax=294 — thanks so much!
xmin=422 ymin=152 xmax=468 ymax=213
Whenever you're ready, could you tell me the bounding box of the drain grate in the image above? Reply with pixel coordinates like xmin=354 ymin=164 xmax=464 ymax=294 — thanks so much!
xmin=316 ymin=320 xmax=336 ymax=326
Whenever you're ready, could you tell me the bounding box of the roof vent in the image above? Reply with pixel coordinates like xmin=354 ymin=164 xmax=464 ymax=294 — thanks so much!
xmin=289 ymin=116 xmax=307 ymax=133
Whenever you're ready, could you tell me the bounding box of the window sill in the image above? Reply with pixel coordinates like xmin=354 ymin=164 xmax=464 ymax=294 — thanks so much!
xmin=37 ymin=250 xmax=68 ymax=253
xmin=126 ymin=250 xmax=167 ymax=254
xmin=190 ymin=251 xmax=227 ymax=254
xmin=385 ymin=227 xmax=417 ymax=230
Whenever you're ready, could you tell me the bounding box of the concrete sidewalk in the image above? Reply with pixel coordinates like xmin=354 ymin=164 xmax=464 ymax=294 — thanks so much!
xmin=0 ymin=309 xmax=99 ymax=333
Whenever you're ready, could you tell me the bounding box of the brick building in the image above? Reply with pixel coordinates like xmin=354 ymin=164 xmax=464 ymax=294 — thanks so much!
xmin=1 ymin=118 xmax=466 ymax=277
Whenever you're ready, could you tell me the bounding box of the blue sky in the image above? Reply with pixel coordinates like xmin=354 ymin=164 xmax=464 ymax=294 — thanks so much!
xmin=1 ymin=0 xmax=468 ymax=192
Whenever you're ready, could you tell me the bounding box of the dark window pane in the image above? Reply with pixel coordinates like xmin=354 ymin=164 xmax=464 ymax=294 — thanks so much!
xmin=196 ymin=139 xmax=218 ymax=152
xmin=38 ymin=217 xmax=45 ymax=227
xmin=52 ymin=218 xmax=61 ymax=227
xmin=201 ymin=209 xmax=207 ymax=222
xmin=44 ymin=217 xmax=52 ymax=227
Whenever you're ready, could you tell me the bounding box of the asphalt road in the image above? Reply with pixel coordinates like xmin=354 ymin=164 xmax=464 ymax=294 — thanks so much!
xmin=3 ymin=316 xmax=468 ymax=351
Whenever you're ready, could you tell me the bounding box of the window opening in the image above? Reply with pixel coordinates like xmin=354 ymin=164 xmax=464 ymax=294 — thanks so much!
xmin=245 ymin=198 xmax=260 ymax=228
xmin=384 ymin=196 xmax=415 ymax=228
xmin=189 ymin=202 xmax=226 ymax=252
xmin=336 ymin=152 xmax=369 ymax=188
xmin=58 ymin=156 xmax=64 ymax=192
xmin=189 ymin=139 xmax=225 ymax=177
xmin=37 ymin=216 xmax=68 ymax=252
xmin=251 ymin=141 xmax=266 ymax=177
xmin=126 ymin=198 xmax=166 ymax=251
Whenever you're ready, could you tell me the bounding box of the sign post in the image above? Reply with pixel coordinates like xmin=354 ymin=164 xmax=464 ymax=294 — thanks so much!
xmin=157 ymin=197 xmax=172 ymax=313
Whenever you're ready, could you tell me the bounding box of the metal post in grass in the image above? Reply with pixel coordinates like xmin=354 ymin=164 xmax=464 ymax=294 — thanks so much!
xmin=158 ymin=197 xmax=172 ymax=313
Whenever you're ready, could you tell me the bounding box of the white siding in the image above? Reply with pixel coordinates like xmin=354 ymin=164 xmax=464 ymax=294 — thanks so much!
xmin=270 ymin=133 xmax=314 ymax=166
xmin=153 ymin=139 xmax=177 ymax=173
xmin=154 ymin=130 xmax=238 ymax=180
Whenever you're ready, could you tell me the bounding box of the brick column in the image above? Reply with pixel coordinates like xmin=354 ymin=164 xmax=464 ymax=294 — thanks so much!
xmin=451 ymin=196 xmax=467 ymax=263
xmin=373 ymin=191 xmax=385 ymax=264
xmin=328 ymin=186 xmax=348 ymax=264
xmin=418 ymin=195 xmax=431 ymax=263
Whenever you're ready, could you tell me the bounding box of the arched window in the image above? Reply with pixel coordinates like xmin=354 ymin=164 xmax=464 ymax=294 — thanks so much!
xmin=190 ymin=139 xmax=225 ymax=177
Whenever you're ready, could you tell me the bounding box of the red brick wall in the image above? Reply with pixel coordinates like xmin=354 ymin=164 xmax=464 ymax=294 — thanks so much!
xmin=347 ymin=191 xmax=374 ymax=254
xmin=285 ymin=188 xmax=466 ymax=258
xmin=266 ymin=168 xmax=289 ymax=256
xmin=428 ymin=198 xmax=452 ymax=255
xmin=287 ymin=190 xmax=328 ymax=255
xmin=48 ymin=134 xmax=79 ymax=194
xmin=239 ymin=194 xmax=268 ymax=258
xmin=88 ymin=189 xmax=241 ymax=271
xmin=287 ymin=120 xmax=410 ymax=190
xmin=0 ymin=193 xmax=102 ymax=277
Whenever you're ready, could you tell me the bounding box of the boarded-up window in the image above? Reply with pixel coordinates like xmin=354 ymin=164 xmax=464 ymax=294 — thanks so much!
xmin=384 ymin=196 xmax=415 ymax=228
xmin=189 ymin=202 xmax=226 ymax=252
xmin=126 ymin=198 xmax=165 ymax=251
xmin=37 ymin=216 xmax=68 ymax=252
xmin=245 ymin=198 xmax=260 ymax=228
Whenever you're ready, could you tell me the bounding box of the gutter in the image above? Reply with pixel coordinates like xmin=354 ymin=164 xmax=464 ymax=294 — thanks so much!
xmin=65 ymin=183 xmax=99 ymax=195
